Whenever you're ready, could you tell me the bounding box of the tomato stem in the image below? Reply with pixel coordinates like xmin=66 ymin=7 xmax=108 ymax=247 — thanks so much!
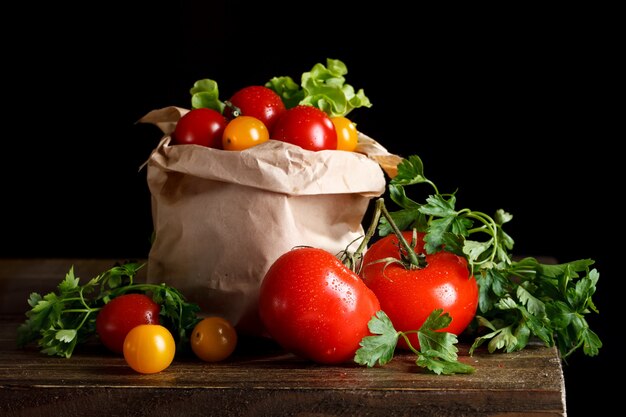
xmin=223 ymin=100 xmax=241 ymax=117
xmin=342 ymin=198 xmax=425 ymax=272
xmin=339 ymin=199 xmax=383 ymax=273
xmin=377 ymin=199 xmax=423 ymax=269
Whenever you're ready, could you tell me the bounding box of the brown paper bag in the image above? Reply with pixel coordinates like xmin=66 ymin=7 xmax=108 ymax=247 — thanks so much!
xmin=139 ymin=106 xmax=401 ymax=335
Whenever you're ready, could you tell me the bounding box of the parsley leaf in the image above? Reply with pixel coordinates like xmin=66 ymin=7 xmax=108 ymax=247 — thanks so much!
xmin=355 ymin=310 xmax=475 ymax=375
xmin=413 ymin=309 xmax=475 ymax=375
xmin=354 ymin=311 xmax=398 ymax=367
xmin=17 ymin=262 xmax=201 ymax=358
xmin=470 ymin=258 xmax=601 ymax=358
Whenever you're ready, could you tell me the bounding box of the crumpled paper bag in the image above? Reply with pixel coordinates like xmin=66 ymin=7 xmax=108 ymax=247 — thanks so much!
xmin=139 ymin=106 xmax=401 ymax=335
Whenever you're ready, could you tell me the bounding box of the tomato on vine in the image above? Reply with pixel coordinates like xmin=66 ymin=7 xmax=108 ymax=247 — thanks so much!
xmin=361 ymin=230 xmax=479 ymax=350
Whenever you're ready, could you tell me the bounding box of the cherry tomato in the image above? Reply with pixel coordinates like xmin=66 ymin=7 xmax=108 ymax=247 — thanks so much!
xmin=259 ymin=247 xmax=380 ymax=364
xmin=270 ymin=105 xmax=337 ymax=151
xmin=222 ymin=116 xmax=270 ymax=151
xmin=123 ymin=324 xmax=175 ymax=374
xmin=172 ymin=108 xmax=227 ymax=149
xmin=96 ymin=293 xmax=160 ymax=354
xmin=331 ymin=116 xmax=358 ymax=152
xmin=224 ymin=85 xmax=286 ymax=131
xmin=190 ymin=317 xmax=238 ymax=362
xmin=361 ymin=231 xmax=479 ymax=350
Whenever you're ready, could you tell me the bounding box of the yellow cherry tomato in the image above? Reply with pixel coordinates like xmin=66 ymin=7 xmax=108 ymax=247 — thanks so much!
xmin=190 ymin=316 xmax=238 ymax=362
xmin=222 ymin=116 xmax=269 ymax=151
xmin=331 ymin=116 xmax=358 ymax=152
xmin=123 ymin=324 xmax=175 ymax=374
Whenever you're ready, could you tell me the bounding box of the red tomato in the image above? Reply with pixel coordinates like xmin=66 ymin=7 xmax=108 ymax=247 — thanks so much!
xmin=361 ymin=231 xmax=479 ymax=350
xmin=172 ymin=108 xmax=227 ymax=148
xmin=224 ymin=85 xmax=286 ymax=131
xmin=96 ymin=293 xmax=160 ymax=354
xmin=270 ymin=105 xmax=338 ymax=151
xmin=259 ymin=247 xmax=380 ymax=364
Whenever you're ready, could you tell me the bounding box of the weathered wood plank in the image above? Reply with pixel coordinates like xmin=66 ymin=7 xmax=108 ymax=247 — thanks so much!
xmin=0 ymin=323 xmax=566 ymax=416
xmin=0 ymin=259 xmax=566 ymax=416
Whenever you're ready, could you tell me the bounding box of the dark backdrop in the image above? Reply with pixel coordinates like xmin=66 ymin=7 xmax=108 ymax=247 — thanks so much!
xmin=2 ymin=2 xmax=618 ymax=415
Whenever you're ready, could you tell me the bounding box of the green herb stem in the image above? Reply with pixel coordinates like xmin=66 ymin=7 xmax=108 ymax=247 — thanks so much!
xmin=62 ymin=308 xmax=98 ymax=314
xmin=398 ymin=330 xmax=420 ymax=355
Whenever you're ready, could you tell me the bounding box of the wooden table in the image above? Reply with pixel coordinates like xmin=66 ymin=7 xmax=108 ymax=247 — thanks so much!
xmin=0 ymin=259 xmax=567 ymax=416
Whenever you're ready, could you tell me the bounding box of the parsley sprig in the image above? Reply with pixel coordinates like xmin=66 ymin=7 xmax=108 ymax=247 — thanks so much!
xmin=355 ymin=310 xmax=475 ymax=375
xmin=378 ymin=155 xmax=602 ymax=359
xmin=17 ymin=262 xmax=201 ymax=358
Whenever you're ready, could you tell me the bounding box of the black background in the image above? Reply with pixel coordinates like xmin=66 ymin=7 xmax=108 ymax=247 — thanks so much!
xmin=2 ymin=2 xmax=618 ymax=415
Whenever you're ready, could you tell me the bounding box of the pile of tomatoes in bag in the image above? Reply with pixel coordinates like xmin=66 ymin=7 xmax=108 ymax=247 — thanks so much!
xmin=172 ymin=59 xmax=370 ymax=153
xmin=173 ymin=86 xmax=359 ymax=152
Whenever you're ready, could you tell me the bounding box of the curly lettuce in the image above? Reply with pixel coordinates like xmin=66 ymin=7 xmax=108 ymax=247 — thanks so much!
xmin=266 ymin=58 xmax=372 ymax=117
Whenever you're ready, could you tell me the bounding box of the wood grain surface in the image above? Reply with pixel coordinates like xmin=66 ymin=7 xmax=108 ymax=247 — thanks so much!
xmin=0 ymin=259 xmax=567 ymax=416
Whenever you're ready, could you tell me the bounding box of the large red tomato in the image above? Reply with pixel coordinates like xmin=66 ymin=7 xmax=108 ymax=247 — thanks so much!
xmin=96 ymin=293 xmax=161 ymax=354
xmin=361 ymin=231 xmax=478 ymax=350
xmin=258 ymin=247 xmax=380 ymax=364
xmin=270 ymin=105 xmax=338 ymax=151
xmin=172 ymin=107 xmax=227 ymax=149
xmin=224 ymin=85 xmax=286 ymax=131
